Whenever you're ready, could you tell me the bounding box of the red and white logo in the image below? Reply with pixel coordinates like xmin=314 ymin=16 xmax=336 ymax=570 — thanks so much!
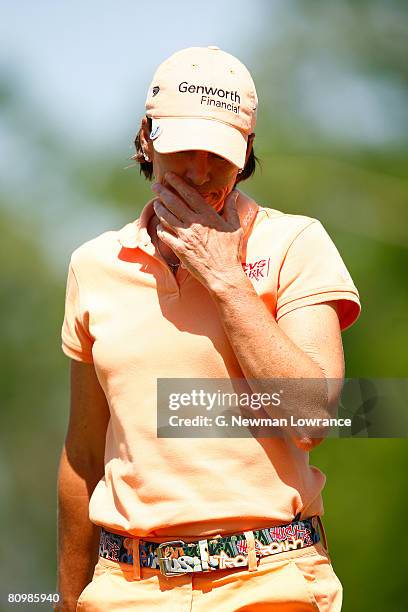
xmin=242 ymin=257 xmax=270 ymax=281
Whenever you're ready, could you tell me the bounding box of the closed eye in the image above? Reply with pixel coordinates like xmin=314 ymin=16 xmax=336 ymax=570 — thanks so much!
xmin=208 ymin=152 xmax=231 ymax=164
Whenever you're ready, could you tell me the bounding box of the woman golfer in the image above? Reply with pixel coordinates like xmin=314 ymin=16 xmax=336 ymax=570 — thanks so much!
xmin=57 ymin=46 xmax=361 ymax=611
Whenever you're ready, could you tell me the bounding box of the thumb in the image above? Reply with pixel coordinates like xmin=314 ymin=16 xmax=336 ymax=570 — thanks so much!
xmin=222 ymin=189 xmax=240 ymax=226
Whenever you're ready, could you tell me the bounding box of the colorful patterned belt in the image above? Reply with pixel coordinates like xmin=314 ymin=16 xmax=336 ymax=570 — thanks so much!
xmin=98 ymin=514 xmax=321 ymax=577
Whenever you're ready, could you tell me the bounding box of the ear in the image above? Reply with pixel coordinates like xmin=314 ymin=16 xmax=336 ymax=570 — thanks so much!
xmin=140 ymin=116 xmax=154 ymax=161
xmin=243 ymin=133 xmax=255 ymax=167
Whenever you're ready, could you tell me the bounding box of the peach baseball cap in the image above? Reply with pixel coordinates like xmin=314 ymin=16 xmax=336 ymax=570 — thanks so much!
xmin=145 ymin=46 xmax=258 ymax=170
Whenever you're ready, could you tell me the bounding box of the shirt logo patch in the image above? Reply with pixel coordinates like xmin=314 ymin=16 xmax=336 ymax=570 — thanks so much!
xmin=242 ymin=257 xmax=270 ymax=281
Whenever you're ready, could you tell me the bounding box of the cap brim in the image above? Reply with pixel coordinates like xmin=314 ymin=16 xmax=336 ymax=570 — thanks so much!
xmin=150 ymin=117 xmax=247 ymax=169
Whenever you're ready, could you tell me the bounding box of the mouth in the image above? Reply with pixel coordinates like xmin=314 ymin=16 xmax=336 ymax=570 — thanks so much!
xmin=161 ymin=179 xmax=230 ymax=212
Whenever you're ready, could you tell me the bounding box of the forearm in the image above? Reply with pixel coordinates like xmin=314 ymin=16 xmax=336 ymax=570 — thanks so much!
xmin=209 ymin=272 xmax=329 ymax=446
xmin=210 ymin=272 xmax=322 ymax=378
xmin=55 ymin=446 xmax=101 ymax=612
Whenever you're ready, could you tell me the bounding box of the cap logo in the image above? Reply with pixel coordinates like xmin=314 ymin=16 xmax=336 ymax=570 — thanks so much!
xmin=150 ymin=123 xmax=162 ymax=140
xmin=152 ymin=86 xmax=160 ymax=97
xmin=178 ymin=81 xmax=241 ymax=115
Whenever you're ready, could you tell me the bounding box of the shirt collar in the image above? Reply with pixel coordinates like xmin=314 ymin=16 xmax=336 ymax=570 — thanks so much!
xmin=117 ymin=190 xmax=259 ymax=250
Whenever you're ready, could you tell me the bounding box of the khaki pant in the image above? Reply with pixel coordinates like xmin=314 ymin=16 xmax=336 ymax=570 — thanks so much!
xmin=76 ymin=535 xmax=342 ymax=611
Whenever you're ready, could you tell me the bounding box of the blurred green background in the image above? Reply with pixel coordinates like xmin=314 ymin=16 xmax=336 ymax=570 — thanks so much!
xmin=0 ymin=1 xmax=407 ymax=610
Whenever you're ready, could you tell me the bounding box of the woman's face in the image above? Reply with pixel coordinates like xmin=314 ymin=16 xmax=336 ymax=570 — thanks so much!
xmin=140 ymin=117 xmax=253 ymax=213
xmin=153 ymin=150 xmax=239 ymax=213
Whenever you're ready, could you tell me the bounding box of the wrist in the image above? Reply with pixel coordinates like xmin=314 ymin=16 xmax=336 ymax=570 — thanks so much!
xmin=207 ymin=266 xmax=253 ymax=298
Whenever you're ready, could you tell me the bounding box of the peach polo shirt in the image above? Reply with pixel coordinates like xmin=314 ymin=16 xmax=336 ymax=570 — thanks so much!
xmin=61 ymin=190 xmax=361 ymax=538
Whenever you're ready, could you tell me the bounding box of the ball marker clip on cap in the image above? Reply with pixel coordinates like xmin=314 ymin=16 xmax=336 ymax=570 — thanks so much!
xmin=145 ymin=46 xmax=258 ymax=170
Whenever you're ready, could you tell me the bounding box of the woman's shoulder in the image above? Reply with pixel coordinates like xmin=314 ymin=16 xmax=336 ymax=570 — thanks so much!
xmin=240 ymin=191 xmax=320 ymax=240
xmin=254 ymin=202 xmax=323 ymax=244
xmin=258 ymin=203 xmax=318 ymax=226
xmin=68 ymin=227 xmax=122 ymax=271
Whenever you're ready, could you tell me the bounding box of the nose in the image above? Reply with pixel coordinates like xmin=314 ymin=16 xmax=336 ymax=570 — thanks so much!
xmin=184 ymin=151 xmax=210 ymax=186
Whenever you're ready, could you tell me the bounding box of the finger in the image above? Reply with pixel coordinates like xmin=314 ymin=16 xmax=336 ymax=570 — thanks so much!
xmin=164 ymin=172 xmax=209 ymax=214
xmin=153 ymin=200 xmax=186 ymax=230
xmin=156 ymin=223 xmax=182 ymax=251
xmin=157 ymin=225 xmax=187 ymax=269
xmin=152 ymin=183 xmax=194 ymax=223
xmin=221 ymin=190 xmax=240 ymax=227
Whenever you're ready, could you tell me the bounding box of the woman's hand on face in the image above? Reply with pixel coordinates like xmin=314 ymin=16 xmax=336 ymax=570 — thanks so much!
xmin=151 ymin=172 xmax=246 ymax=291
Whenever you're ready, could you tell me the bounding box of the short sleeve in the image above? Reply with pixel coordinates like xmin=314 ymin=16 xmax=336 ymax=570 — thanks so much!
xmin=61 ymin=258 xmax=94 ymax=363
xmin=276 ymin=220 xmax=361 ymax=331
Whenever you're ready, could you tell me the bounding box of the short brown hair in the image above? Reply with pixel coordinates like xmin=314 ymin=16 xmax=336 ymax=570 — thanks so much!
xmin=131 ymin=116 xmax=259 ymax=185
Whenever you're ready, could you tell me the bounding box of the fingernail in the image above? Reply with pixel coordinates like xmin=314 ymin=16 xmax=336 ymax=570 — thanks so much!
xmin=152 ymin=183 xmax=161 ymax=192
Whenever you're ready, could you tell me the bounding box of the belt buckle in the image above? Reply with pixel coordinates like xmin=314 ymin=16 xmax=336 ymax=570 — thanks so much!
xmin=157 ymin=540 xmax=187 ymax=577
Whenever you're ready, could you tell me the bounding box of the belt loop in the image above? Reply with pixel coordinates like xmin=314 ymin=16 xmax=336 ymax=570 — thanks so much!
xmin=317 ymin=516 xmax=329 ymax=554
xmin=243 ymin=531 xmax=258 ymax=572
xmin=198 ymin=539 xmax=209 ymax=571
xmin=132 ymin=537 xmax=141 ymax=581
